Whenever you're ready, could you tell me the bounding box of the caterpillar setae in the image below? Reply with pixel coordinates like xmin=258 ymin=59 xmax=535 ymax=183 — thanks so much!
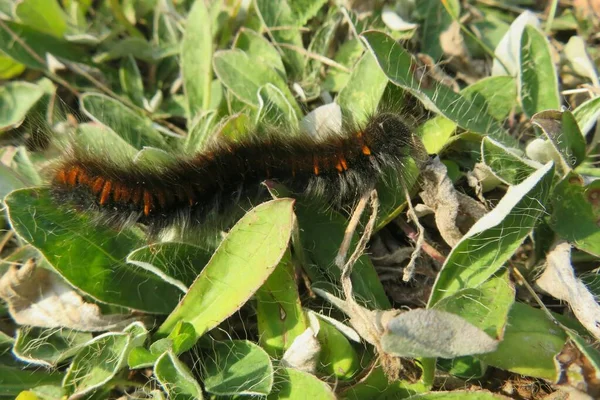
xmin=50 ymin=112 xmax=425 ymax=238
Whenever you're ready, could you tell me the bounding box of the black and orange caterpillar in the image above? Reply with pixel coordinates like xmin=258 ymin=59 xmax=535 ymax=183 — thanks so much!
xmin=50 ymin=112 xmax=424 ymax=237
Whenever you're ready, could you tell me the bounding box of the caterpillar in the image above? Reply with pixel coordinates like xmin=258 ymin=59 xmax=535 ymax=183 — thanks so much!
xmin=50 ymin=112 xmax=425 ymax=238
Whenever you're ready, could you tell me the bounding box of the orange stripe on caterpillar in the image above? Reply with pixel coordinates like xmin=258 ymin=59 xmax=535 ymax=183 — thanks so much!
xmin=48 ymin=112 xmax=422 ymax=239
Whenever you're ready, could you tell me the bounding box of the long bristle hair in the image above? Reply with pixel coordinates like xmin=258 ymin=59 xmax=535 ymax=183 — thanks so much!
xmin=49 ymin=110 xmax=427 ymax=239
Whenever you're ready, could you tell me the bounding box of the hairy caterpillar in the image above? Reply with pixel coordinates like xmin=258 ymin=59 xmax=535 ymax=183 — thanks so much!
xmin=50 ymin=112 xmax=425 ymax=238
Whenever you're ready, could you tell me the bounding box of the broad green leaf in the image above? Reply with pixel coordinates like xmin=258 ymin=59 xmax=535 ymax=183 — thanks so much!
xmin=184 ymin=110 xmax=217 ymax=153
xmin=519 ymin=25 xmax=561 ymax=117
xmin=381 ymin=309 xmax=498 ymax=358
xmin=127 ymin=242 xmax=212 ymax=292
xmin=564 ymin=36 xmax=599 ymax=87
xmin=0 ymin=81 xmax=44 ymax=131
xmin=268 ymin=367 xmax=335 ymax=399
xmin=80 ymin=93 xmax=168 ymax=150
xmin=573 ymin=96 xmax=600 ymax=137
xmin=203 ymin=340 xmax=273 ymax=396
xmin=461 ymin=76 xmax=517 ymax=121
xmin=155 ymin=351 xmax=203 ymax=400
xmin=215 ymin=112 xmax=253 ymax=140
xmin=13 ymin=327 xmax=92 ymax=367
xmin=63 ymin=332 xmax=131 ymax=397
xmin=434 ymin=270 xmax=514 ymax=340
xmin=234 ymin=28 xmax=285 ymax=75
xmin=478 ymin=303 xmax=566 ymax=380
xmin=417 ymin=116 xmax=456 ymax=155
xmin=361 ymin=30 xmax=515 ymax=146
xmin=4 ymin=188 xmax=182 ymax=313
xmin=532 ymin=110 xmax=586 ymax=172
xmin=157 ymin=199 xmax=295 ymax=337
xmin=257 ymin=84 xmax=298 ymax=129
xmin=0 ymin=54 xmax=25 ymax=79
xmin=313 ymin=314 xmax=360 ymax=379
xmin=294 ymin=200 xmax=391 ymax=310
xmin=341 ymin=364 xmax=429 ymax=400
xmin=337 ymin=52 xmax=388 ymax=125
xmin=213 ymin=50 xmax=301 ymax=115
xmin=119 ymin=55 xmax=145 ymax=108
xmin=550 ymin=174 xmax=600 ymax=257
xmin=254 ymin=0 xmax=304 ymax=77
xmin=75 ymin=122 xmax=137 ymax=159
xmin=92 ymin=38 xmax=162 ymax=63
xmin=15 ymin=0 xmax=68 ymax=37
xmin=420 ymin=0 xmax=460 ymax=60
xmin=482 ymin=138 xmax=538 ymax=185
xmin=287 ymin=0 xmax=327 ymax=27
xmin=428 ymin=162 xmax=554 ymax=306
xmin=0 ymin=21 xmax=87 ymax=70
xmin=492 ymin=11 xmax=540 ymax=76
xmin=323 ymin=38 xmax=364 ymax=92
xmin=0 ymin=366 xmax=63 ymax=397
xmin=256 ymin=250 xmax=308 ymax=357
xmin=182 ymin=0 xmax=212 ymax=115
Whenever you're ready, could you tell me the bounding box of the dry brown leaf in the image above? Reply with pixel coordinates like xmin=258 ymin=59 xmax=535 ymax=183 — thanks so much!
xmin=0 ymin=259 xmax=137 ymax=331
xmin=536 ymin=243 xmax=600 ymax=340
xmin=419 ymin=158 xmax=487 ymax=247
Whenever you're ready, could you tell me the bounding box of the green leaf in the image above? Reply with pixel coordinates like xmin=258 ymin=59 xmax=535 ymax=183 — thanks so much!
xmin=550 ymin=174 xmax=600 ymax=257
xmin=287 ymin=0 xmax=327 ymax=27
xmin=203 ymin=340 xmax=273 ymax=396
xmin=381 ymin=309 xmax=498 ymax=358
xmin=417 ymin=116 xmax=456 ymax=155
xmin=63 ymin=332 xmax=131 ymax=397
xmin=478 ymin=303 xmax=566 ymax=380
xmin=256 ymin=250 xmax=308 ymax=357
xmin=312 ymin=314 xmax=360 ymax=379
xmin=157 ymin=199 xmax=295 ymax=337
xmin=420 ymin=0 xmax=460 ymax=60
xmin=254 ymin=0 xmax=304 ymax=77
xmin=519 ymin=25 xmax=561 ymax=117
xmin=0 ymin=366 xmax=63 ymax=397
xmin=342 ymin=363 xmax=429 ymax=399
xmin=234 ymin=28 xmax=285 ymax=75
xmin=0 ymin=54 xmax=25 ymax=79
xmin=155 ymin=351 xmax=204 ymax=400
xmin=323 ymin=38 xmax=364 ymax=92
xmin=461 ymin=76 xmax=517 ymax=121
xmin=294 ymin=200 xmax=391 ymax=310
xmin=182 ymin=0 xmax=213 ymax=115
xmin=531 ymin=110 xmax=587 ymax=172
xmin=337 ymin=52 xmax=388 ymax=125
xmin=13 ymin=327 xmax=92 ymax=367
xmin=213 ymin=50 xmax=301 ymax=115
xmin=184 ymin=110 xmax=217 ymax=153
xmin=119 ymin=55 xmax=145 ymax=108
xmin=573 ymin=96 xmax=600 ymax=137
xmin=14 ymin=0 xmax=69 ymax=37
xmin=4 ymin=188 xmax=182 ymax=313
xmin=361 ymin=30 xmax=515 ymax=146
xmin=428 ymin=162 xmax=555 ymax=306
xmin=80 ymin=93 xmax=169 ymax=150
xmin=75 ymin=122 xmax=137 ymax=159
xmin=268 ymin=367 xmax=335 ymax=399
xmin=0 ymin=21 xmax=87 ymax=70
xmin=257 ymin=84 xmax=299 ymax=129
xmin=127 ymin=242 xmax=212 ymax=292
xmin=0 ymin=81 xmax=44 ymax=131
xmin=434 ymin=270 xmax=514 ymax=340
xmin=482 ymin=138 xmax=538 ymax=185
